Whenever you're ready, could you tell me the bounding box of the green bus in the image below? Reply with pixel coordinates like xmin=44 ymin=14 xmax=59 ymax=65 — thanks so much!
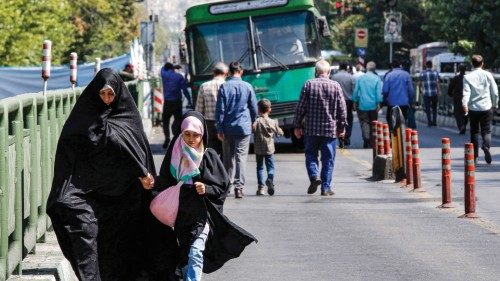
xmin=185 ymin=0 xmax=330 ymax=146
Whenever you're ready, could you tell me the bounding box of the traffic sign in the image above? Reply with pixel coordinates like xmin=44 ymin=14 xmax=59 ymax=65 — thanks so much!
xmin=356 ymin=48 xmax=366 ymax=57
xmin=354 ymin=28 xmax=368 ymax=48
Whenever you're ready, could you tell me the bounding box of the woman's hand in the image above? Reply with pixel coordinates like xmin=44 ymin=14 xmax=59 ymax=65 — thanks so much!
xmin=194 ymin=182 xmax=206 ymax=195
xmin=139 ymin=173 xmax=155 ymax=190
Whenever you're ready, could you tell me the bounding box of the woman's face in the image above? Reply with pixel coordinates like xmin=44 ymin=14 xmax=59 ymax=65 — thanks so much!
xmin=182 ymin=130 xmax=202 ymax=148
xmin=99 ymin=87 xmax=116 ymax=105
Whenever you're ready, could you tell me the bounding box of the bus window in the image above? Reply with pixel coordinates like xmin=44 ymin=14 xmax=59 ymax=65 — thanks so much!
xmin=190 ymin=19 xmax=251 ymax=75
xmin=253 ymin=11 xmax=320 ymax=69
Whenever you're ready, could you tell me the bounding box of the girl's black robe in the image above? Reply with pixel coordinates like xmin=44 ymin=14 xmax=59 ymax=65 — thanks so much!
xmin=154 ymin=111 xmax=257 ymax=274
xmin=46 ymin=69 xmax=169 ymax=281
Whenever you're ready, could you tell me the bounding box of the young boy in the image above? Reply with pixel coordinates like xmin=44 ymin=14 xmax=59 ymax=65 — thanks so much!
xmin=253 ymin=99 xmax=284 ymax=196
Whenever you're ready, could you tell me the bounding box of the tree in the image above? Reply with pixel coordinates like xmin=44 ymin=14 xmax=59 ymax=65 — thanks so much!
xmin=0 ymin=0 xmax=140 ymax=66
xmin=69 ymin=0 xmax=139 ymax=63
xmin=0 ymin=0 xmax=75 ymax=66
xmin=423 ymin=0 xmax=500 ymax=68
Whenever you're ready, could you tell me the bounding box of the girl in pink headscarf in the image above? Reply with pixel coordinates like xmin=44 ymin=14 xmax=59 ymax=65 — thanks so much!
xmin=151 ymin=111 xmax=257 ymax=281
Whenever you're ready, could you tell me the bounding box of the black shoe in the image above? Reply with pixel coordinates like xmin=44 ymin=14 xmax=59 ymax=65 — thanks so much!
xmin=162 ymin=139 xmax=170 ymax=149
xmin=307 ymin=178 xmax=321 ymax=194
xmin=338 ymin=139 xmax=345 ymax=149
xmin=234 ymin=188 xmax=244 ymax=199
xmin=321 ymin=189 xmax=335 ymax=196
xmin=265 ymin=178 xmax=275 ymax=196
xmin=483 ymin=147 xmax=492 ymax=164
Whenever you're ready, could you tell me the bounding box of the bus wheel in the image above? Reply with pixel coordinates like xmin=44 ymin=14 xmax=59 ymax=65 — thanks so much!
xmin=291 ymin=133 xmax=304 ymax=149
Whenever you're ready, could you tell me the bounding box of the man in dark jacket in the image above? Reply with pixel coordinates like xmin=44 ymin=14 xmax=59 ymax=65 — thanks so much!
xmin=447 ymin=64 xmax=468 ymax=134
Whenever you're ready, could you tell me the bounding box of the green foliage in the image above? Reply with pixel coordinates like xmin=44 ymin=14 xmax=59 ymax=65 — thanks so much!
xmin=0 ymin=0 xmax=75 ymax=66
xmin=423 ymin=0 xmax=500 ymax=68
xmin=0 ymin=0 xmax=139 ymax=66
xmin=321 ymin=0 xmax=432 ymax=68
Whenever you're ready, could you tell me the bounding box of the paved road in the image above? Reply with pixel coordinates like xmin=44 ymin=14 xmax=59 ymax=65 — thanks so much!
xmin=148 ymin=118 xmax=500 ymax=281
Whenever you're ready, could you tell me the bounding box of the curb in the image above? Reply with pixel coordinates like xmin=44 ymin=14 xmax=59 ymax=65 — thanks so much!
xmin=8 ymin=232 xmax=77 ymax=281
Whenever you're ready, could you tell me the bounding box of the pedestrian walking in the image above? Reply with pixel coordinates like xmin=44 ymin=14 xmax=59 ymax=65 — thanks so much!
xmin=419 ymin=61 xmax=441 ymax=127
xmin=352 ymin=61 xmax=382 ymax=148
xmin=46 ymin=69 xmax=158 ymax=280
xmin=153 ymin=111 xmax=257 ymax=281
xmin=330 ymin=62 xmax=355 ymax=147
xmin=161 ymin=62 xmax=193 ymax=148
xmin=195 ymin=62 xmax=228 ymax=155
xmin=447 ymin=64 xmax=468 ymax=134
xmin=382 ymin=60 xmax=415 ymax=130
xmin=215 ymin=61 xmax=258 ymax=199
xmin=294 ymin=60 xmax=347 ymax=196
xmin=462 ymin=55 xmax=499 ymax=164
xmin=253 ymin=99 xmax=284 ymax=196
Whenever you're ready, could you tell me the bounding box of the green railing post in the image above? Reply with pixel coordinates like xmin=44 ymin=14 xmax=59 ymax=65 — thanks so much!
xmin=23 ymin=96 xmax=39 ymax=256
xmin=37 ymin=95 xmax=49 ymax=242
xmin=0 ymin=122 xmax=8 ymax=280
xmin=11 ymin=119 xmax=23 ymax=275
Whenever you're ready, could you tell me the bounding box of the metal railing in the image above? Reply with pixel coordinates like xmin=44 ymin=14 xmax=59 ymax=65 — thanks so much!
xmin=412 ymin=75 xmax=500 ymax=124
xmin=0 ymin=80 xmax=147 ymax=280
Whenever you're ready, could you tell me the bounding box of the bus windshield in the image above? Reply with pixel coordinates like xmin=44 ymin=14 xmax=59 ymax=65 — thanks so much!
xmin=189 ymin=11 xmax=320 ymax=76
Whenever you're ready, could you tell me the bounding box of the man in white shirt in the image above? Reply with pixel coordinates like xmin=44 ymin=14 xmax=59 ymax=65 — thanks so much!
xmin=462 ymin=55 xmax=499 ymax=164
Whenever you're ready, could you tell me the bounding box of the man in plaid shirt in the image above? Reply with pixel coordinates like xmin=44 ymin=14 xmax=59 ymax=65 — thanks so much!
xmin=293 ymin=60 xmax=347 ymax=196
xmin=419 ymin=61 xmax=441 ymax=126
xmin=195 ymin=62 xmax=228 ymax=154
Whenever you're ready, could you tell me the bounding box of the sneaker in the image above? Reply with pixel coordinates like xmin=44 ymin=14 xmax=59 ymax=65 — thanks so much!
xmin=256 ymin=186 xmax=265 ymax=196
xmin=265 ymin=178 xmax=275 ymax=196
xmin=321 ymin=189 xmax=335 ymax=196
xmin=483 ymin=147 xmax=492 ymax=164
xmin=307 ymin=178 xmax=321 ymax=194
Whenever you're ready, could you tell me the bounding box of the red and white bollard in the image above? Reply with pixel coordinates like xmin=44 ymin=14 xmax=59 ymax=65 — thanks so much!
xmin=70 ymin=52 xmax=78 ymax=88
xmin=94 ymin=57 xmax=101 ymax=75
xmin=42 ymin=40 xmax=52 ymax=95
xmin=439 ymin=138 xmax=453 ymax=208
xmin=383 ymin=124 xmax=391 ymax=155
xmin=377 ymin=123 xmax=384 ymax=156
xmin=372 ymin=120 xmax=379 ymax=160
xmin=411 ymin=130 xmax=424 ymax=192
xmin=405 ymin=128 xmax=413 ymax=187
xmin=460 ymin=143 xmax=478 ymax=218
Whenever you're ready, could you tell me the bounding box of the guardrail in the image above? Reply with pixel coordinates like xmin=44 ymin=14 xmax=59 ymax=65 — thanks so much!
xmin=0 ymin=80 xmax=147 ymax=280
xmin=412 ymin=75 xmax=500 ymax=124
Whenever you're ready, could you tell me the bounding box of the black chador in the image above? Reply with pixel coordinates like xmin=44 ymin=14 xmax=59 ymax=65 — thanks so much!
xmin=154 ymin=111 xmax=257 ymax=275
xmin=47 ymin=69 xmax=164 ymax=281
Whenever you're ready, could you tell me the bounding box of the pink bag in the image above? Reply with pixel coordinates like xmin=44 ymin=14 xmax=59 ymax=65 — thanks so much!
xmin=150 ymin=183 xmax=181 ymax=227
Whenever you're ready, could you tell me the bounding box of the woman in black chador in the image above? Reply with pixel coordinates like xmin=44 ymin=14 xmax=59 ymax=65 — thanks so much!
xmin=46 ymin=68 xmax=173 ymax=280
xmin=152 ymin=111 xmax=257 ymax=280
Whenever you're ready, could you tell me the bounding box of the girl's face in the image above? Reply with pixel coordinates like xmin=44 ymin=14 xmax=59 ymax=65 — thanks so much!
xmin=182 ymin=130 xmax=202 ymax=148
xmin=99 ymin=87 xmax=116 ymax=105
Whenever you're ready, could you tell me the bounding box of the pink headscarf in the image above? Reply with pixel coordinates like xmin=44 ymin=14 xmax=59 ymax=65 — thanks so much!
xmin=168 ymin=116 xmax=205 ymax=182
xmin=181 ymin=116 xmax=204 ymax=136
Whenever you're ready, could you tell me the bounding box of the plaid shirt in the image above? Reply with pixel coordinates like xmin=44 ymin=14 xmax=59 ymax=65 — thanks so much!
xmin=419 ymin=69 xmax=440 ymax=97
xmin=195 ymin=77 xmax=225 ymax=121
xmin=253 ymin=114 xmax=284 ymax=155
xmin=293 ymin=76 xmax=347 ymax=138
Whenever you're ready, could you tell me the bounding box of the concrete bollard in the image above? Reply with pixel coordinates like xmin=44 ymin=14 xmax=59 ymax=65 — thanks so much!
xmin=94 ymin=57 xmax=101 ymax=75
xmin=460 ymin=143 xmax=478 ymax=218
xmin=377 ymin=123 xmax=384 ymax=156
xmin=372 ymin=120 xmax=379 ymax=160
xmin=42 ymin=40 xmax=52 ymax=95
xmin=69 ymin=52 xmax=78 ymax=86
xmin=405 ymin=128 xmax=413 ymax=187
xmin=439 ymin=138 xmax=453 ymax=208
xmin=383 ymin=124 xmax=391 ymax=155
xmin=411 ymin=130 xmax=425 ymax=192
